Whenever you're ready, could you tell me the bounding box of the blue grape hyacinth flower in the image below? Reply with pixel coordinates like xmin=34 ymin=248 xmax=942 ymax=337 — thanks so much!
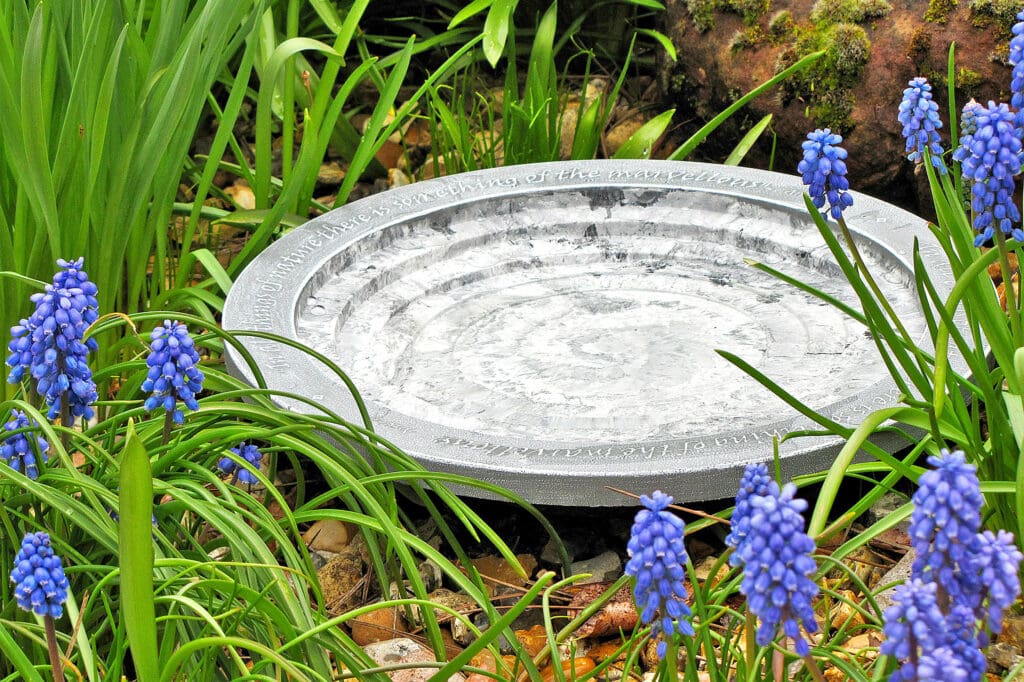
xmin=898 ymin=77 xmax=946 ymax=173
xmin=10 ymin=531 xmax=69 ymax=619
xmin=734 ymin=482 xmax=819 ymax=656
xmin=6 ymin=258 xmax=99 ymax=425
xmin=141 ymin=320 xmax=204 ymax=424
xmin=1 ymin=410 xmax=49 ymax=479
xmin=880 ymin=579 xmax=947 ymax=681
xmin=909 ymin=450 xmax=983 ymax=605
xmin=952 ymin=99 xmax=983 ymax=165
xmin=797 ymin=128 xmax=854 ymax=220
xmin=625 ymin=490 xmax=694 ymax=659
xmin=915 ymin=646 xmax=970 ymax=682
xmin=956 ymin=101 xmax=1024 ymax=246
xmin=1011 ymin=11 xmax=1024 ymax=125
xmin=218 ymin=442 xmax=263 ymax=485
xmin=725 ymin=462 xmax=773 ymax=566
xmin=972 ymin=529 xmax=1023 ymax=636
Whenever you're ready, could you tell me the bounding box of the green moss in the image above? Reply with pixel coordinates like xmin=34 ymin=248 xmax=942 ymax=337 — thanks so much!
xmin=811 ymin=89 xmax=857 ymax=131
xmin=809 ymin=0 xmax=890 ymax=24
xmin=777 ymin=23 xmax=870 ymax=133
xmin=767 ymin=10 xmax=795 ymax=42
xmin=728 ymin=0 xmax=772 ymax=24
xmin=686 ymin=0 xmax=718 ymax=32
xmin=923 ymin=0 xmax=956 ymax=23
xmin=969 ymin=0 xmax=1020 ymax=30
xmin=955 ymin=66 xmax=984 ymax=89
xmin=729 ymin=26 xmax=766 ymax=51
xmin=906 ymin=25 xmax=932 ymax=63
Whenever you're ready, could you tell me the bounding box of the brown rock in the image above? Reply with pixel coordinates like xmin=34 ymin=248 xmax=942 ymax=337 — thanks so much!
xmin=662 ymin=0 xmax=1012 ymax=213
xmin=317 ymin=161 xmax=345 ymax=186
xmin=223 ymin=180 xmax=256 ymax=210
xmin=468 ymin=554 xmax=537 ymax=594
xmin=317 ymin=546 xmax=366 ymax=616
xmin=375 ymin=140 xmax=405 ymax=170
xmin=604 ymin=114 xmax=646 ymax=157
xmin=350 ymin=604 xmax=408 ymax=645
xmin=303 ymin=519 xmax=358 ymax=553
xmin=1001 ymin=614 xmax=1024 ymax=650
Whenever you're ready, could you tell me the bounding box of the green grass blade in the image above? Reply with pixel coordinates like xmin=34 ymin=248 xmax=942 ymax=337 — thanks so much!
xmin=118 ymin=420 xmax=159 ymax=682
xmin=724 ymin=114 xmax=772 ymax=165
xmin=612 ymin=109 xmax=675 ymax=159
xmin=0 ymin=623 xmax=44 ymax=682
xmin=668 ymin=50 xmax=823 ymax=161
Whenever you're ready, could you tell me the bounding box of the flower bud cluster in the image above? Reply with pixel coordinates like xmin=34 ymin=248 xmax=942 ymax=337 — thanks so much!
xmin=0 ymin=410 xmax=49 ymax=479
xmin=6 ymin=258 xmax=98 ymax=424
xmin=625 ymin=490 xmax=693 ymax=659
xmin=141 ymin=320 xmax=204 ymax=424
xmin=883 ymin=450 xmax=1022 ymax=681
xmin=218 ymin=441 xmax=263 ymax=485
xmin=9 ymin=531 xmax=69 ymax=619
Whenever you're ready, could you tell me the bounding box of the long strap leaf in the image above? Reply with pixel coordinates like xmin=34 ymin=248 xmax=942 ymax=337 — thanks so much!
xmin=119 ymin=420 xmax=159 ymax=682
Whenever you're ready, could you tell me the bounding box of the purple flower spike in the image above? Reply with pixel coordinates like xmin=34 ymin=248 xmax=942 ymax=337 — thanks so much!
xmin=1011 ymin=12 xmax=1024 ymax=126
xmin=972 ymin=529 xmax=1023 ymax=636
xmin=880 ymin=579 xmax=946 ymax=681
xmin=797 ymin=128 xmax=854 ymax=220
xmin=916 ymin=647 xmax=970 ymax=682
xmin=625 ymin=490 xmax=694 ymax=659
xmin=0 ymin=410 xmax=49 ymax=479
xmin=9 ymin=531 xmax=69 ymax=619
xmin=898 ymin=77 xmax=946 ymax=173
xmin=141 ymin=320 xmax=204 ymax=424
xmin=735 ymin=482 xmax=819 ymax=656
xmin=6 ymin=258 xmax=98 ymax=425
xmin=218 ymin=442 xmax=263 ymax=485
xmin=909 ymin=449 xmax=983 ymax=605
xmin=955 ymin=101 xmax=1023 ymax=246
xmin=725 ymin=462 xmax=773 ymax=566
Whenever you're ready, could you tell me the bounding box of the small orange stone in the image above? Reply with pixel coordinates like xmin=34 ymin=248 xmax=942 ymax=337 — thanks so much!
xmin=515 ymin=624 xmax=548 ymax=657
xmin=538 ymin=657 xmax=596 ymax=682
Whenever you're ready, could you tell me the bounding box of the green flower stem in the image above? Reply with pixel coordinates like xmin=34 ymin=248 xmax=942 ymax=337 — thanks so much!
xmin=995 ymin=230 xmax=1022 ymax=346
xmin=802 ymin=653 xmax=828 ymax=682
xmin=161 ymin=411 xmax=174 ymax=447
xmin=44 ymin=615 xmax=65 ymax=682
xmin=58 ymin=402 xmax=70 ymax=453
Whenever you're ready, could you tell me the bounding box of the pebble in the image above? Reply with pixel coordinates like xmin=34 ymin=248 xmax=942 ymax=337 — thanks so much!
xmin=303 ymin=519 xmax=357 ymax=553
xmin=350 ymin=604 xmax=408 ymax=646
xmin=359 ymin=637 xmax=465 ymax=682
xmin=569 ymin=550 xmax=623 ymax=584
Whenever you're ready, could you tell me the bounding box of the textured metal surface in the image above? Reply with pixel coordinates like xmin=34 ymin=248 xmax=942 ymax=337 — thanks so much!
xmin=223 ymin=160 xmax=956 ymax=505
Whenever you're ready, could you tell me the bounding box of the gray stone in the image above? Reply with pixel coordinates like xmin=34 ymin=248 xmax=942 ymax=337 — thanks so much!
xmin=570 ymin=550 xmax=623 ymax=583
xmin=224 ymin=161 xmax=964 ymax=505
xmin=872 ymin=550 xmax=915 ymax=613
xmin=988 ymin=642 xmax=1024 ymax=673
xmin=359 ymin=638 xmax=465 ymax=682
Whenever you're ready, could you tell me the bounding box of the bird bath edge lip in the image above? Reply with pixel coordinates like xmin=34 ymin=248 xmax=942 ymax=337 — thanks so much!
xmin=222 ymin=160 xmax=960 ymax=506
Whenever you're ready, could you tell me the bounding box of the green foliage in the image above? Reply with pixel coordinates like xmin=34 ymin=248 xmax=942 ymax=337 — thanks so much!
xmin=0 ymin=0 xmax=266 ymax=382
xmin=0 ymin=314 xmax=564 ymax=680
